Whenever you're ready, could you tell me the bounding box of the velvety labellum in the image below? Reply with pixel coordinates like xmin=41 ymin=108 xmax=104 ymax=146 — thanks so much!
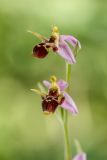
xmin=33 ymin=43 xmax=48 ymax=58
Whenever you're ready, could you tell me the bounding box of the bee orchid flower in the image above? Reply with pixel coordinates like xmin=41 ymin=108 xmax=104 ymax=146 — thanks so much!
xmin=31 ymin=76 xmax=78 ymax=115
xmin=28 ymin=26 xmax=81 ymax=64
xmin=73 ymin=152 xmax=87 ymax=160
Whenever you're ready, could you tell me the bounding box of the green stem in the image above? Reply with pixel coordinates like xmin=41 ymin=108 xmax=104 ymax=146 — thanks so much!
xmin=63 ymin=63 xmax=72 ymax=160
xmin=66 ymin=63 xmax=71 ymax=89
xmin=63 ymin=113 xmax=71 ymax=160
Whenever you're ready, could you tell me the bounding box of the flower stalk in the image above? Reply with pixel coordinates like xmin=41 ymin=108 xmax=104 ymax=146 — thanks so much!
xmin=63 ymin=63 xmax=72 ymax=160
xmin=63 ymin=111 xmax=71 ymax=160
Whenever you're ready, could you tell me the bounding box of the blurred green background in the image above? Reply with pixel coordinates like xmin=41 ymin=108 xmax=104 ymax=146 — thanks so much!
xmin=0 ymin=0 xmax=107 ymax=159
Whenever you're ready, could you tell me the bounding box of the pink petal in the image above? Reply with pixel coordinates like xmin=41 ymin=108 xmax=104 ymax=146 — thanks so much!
xmin=43 ymin=80 xmax=68 ymax=91
xmin=57 ymin=80 xmax=68 ymax=91
xmin=73 ymin=153 xmax=87 ymax=160
xmin=43 ymin=80 xmax=51 ymax=88
xmin=61 ymin=92 xmax=78 ymax=114
xmin=60 ymin=35 xmax=81 ymax=49
xmin=57 ymin=37 xmax=76 ymax=64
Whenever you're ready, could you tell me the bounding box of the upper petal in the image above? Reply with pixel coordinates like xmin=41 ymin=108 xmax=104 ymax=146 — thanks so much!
xmin=61 ymin=92 xmax=78 ymax=114
xmin=73 ymin=153 xmax=87 ymax=160
xmin=60 ymin=35 xmax=81 ymax=49
xmin=43 ymin=79 xmax=68 ymax=92
xmin=57 ymin=38 xmax=76 ymax=64
xmin=43 ymin=80 xmax=51 ymax=88
xmin=57 ymin=80 xmax=68 ymax=91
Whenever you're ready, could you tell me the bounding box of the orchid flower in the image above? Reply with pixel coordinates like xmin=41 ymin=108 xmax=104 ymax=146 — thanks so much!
xmin=73 ymin=152 xmax=87 ymax=160
xmin=31 ymin=76 xmax=78 ymax=115
xmin=28 ymin=26 xmax=81 ymax=64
